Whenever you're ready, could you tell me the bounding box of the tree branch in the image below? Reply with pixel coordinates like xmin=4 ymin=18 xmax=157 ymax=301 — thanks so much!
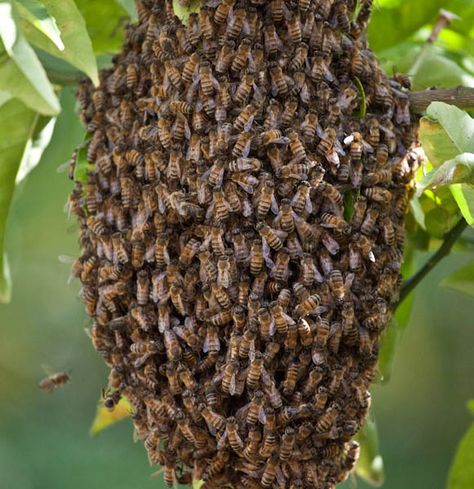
xmin=409 ymin=87 xmax=474 ymax=113
xmin=396 ymin=218 xmax=468 ymax=307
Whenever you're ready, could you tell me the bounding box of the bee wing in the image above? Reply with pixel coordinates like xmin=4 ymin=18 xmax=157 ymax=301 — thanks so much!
xmin=316 ymin=125 xmax=325 ymax=139
xmin=271 ymin=195 xmax=280 ymax=215
xmin=258 ymin=406 xmax=267 ymax=424
xmin=362 ymin=139 xmax=374 ymax=153
xmin=326 ymin=150 xmax=340 ymax=167
xmin=269 ymin=317 xmax=276 ymax=337
xmin=283 ymin=312 xmax=296 ymax=326
xmin=243 ymin=115 xmax=255 ymax=133
xmin=217 ymin=431 xmax=228 ymax=450
xmin=229 ymin=373 xmax=237 ymax=395
xmin=249 ymin=340 xmax=256 ymax=361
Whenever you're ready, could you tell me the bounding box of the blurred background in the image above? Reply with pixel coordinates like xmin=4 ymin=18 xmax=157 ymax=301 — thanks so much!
xmin=0 ymin=87 xmax=473 ymax=489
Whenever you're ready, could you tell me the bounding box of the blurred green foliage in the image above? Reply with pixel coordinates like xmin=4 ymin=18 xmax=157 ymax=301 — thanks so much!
xmin=0 ymin=1 xmax=473 ymax=488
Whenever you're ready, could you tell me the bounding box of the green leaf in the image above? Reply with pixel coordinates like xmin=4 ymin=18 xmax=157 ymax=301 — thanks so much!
xmin=419 ymin=103 xmax=474 ymax=170
xmin=173 ymin=0 xmax=200 ymax=26
xmin=451 ymin=184 xmax=474 ymax=225
xmin=75 ymin=0 xmax=128 ymax=55
xmin=418 ymin=154 xmax=474 ymax=193
xmin=419 ymin=117 xmax=462 ymax=168
xmin=14 ymin=0 xmax=64 ymax=50
xmin=74 ymin=135 xmax=93 ymax=184
xmin=355 ymin=416 xmax=385 ymax=487
xmin=426 ymin=103 xmax=474 ymax=153
xmin=0 ymin=98 xmax=38 ymax=303
xmin=0 ymin=2 xmax=18 ymax=51
xmin=0 ymin=89 xmax=12 ymax=108
xmin=16 ymin=115 xmax=56 ymax=183
xmin=354 ymin=76 xmax=367 ymax=117
xmin=192 ymin=481 xmax=204 ymax=489
xmin=447 ymin=423 xmax=474 ymax=489
xmin=0 ymin=43 xmax=59 ymax=115
xmin=409 ymin=47 xmax=474 ymax=91
xmin=19 ymin=0 xmax=98 ymax=85
xmin=441 ymin=261 xmax=474 ymax=297
xmin=115 ymin=0 xmax=137 ymax=22
xmin=90 ymin=396 xmax=132 ymax=436
xmin=378 ymin=244 xmax=416 ymax=384
xmin=468 ymin=400 xmax=474 ymax=416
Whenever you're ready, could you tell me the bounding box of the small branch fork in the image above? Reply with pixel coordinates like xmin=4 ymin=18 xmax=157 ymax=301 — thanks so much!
xmin=396 ymin=218 xmax=468 ymax=308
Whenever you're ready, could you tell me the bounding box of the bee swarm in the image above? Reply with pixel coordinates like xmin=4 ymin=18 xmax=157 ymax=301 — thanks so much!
xmin=71 ymin=0 xmax=418 ymax=487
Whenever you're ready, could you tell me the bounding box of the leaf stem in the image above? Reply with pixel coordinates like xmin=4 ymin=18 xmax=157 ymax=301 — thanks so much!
xmin=396 ymin=218 xmax=468 ymax=307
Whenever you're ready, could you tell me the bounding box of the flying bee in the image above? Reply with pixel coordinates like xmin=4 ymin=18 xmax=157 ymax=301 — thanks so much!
xmin=39 ymin=371 xmax=70 ymax=393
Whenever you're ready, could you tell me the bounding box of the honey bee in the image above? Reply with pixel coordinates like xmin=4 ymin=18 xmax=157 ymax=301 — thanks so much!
xmin=232 ymin=132 xmax=253 ymax=158
xmin=301 ymin=110 xmax=320 ymax=141
xmin=214 ymin=0 xmax=234 ymax=24
xmin=39 ymin=372 xmax=70 ymax=392
xmin=216 ymin=40 xmax=235 ymax=74
xmin=199 ymin=7 xmax=214 ymax=40
xmin=320 ymin=212 xmax=351 ymax=235
xmin=261 ymin=454 xmax=279 ymax=487
xmin=257 ymin=222 xmax=285 ymax=251
xmin=282 ymin=362 xmax=299 ymax=395
xmin=272 ymin=249 xmax=290 ymax=283
xmin=235 ymin=74 xmax=255 ymax=105
xmin=269 ymin=63 xmax=289 ymax=96
xmin=199 ymin=404 xmax=226 ymax=433
xmin=231 ymin=38 xmax=252 ymax=73
xmin=315 ymin=402 xmax=339 ymax=433
xmin=233 ymin=103 xmax=258 ymax=132
xmin=199 ymin=61 xmax=219 ymax=97
xmin=317 ymin=181 xmax=343 ymax=209
xmin=246 ymin=352 xmax=264 ymax=390
xmin=295 ymin=293 xmax=321 ymax=317
xmin=335 ymin=2 xmax=350 ymax=31
xmin=364 ymin=186 xmax=393 ymax=204
xmin=264 ymin=22 xmax=283 ymax=56
xmin=280 ymin=426 xmax=296 ymax=461
xmin=221 ymin=359 xmax=239 ymax=395
xmin=310 ymin=56 xmax=335 ymax=83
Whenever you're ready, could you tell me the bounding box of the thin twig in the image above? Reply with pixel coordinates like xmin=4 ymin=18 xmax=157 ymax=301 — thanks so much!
xmin=409 ymin=87 xmax=474 ymax=113
xmin=396 ymin=218 xmax=468 ymax=307
xmin=408 ymin=9 xmax=459 ymax=78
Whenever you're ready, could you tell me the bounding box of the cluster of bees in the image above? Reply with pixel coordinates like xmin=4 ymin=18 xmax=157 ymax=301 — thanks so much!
xmin=70 ymin=0 xmax=418 ymax=487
